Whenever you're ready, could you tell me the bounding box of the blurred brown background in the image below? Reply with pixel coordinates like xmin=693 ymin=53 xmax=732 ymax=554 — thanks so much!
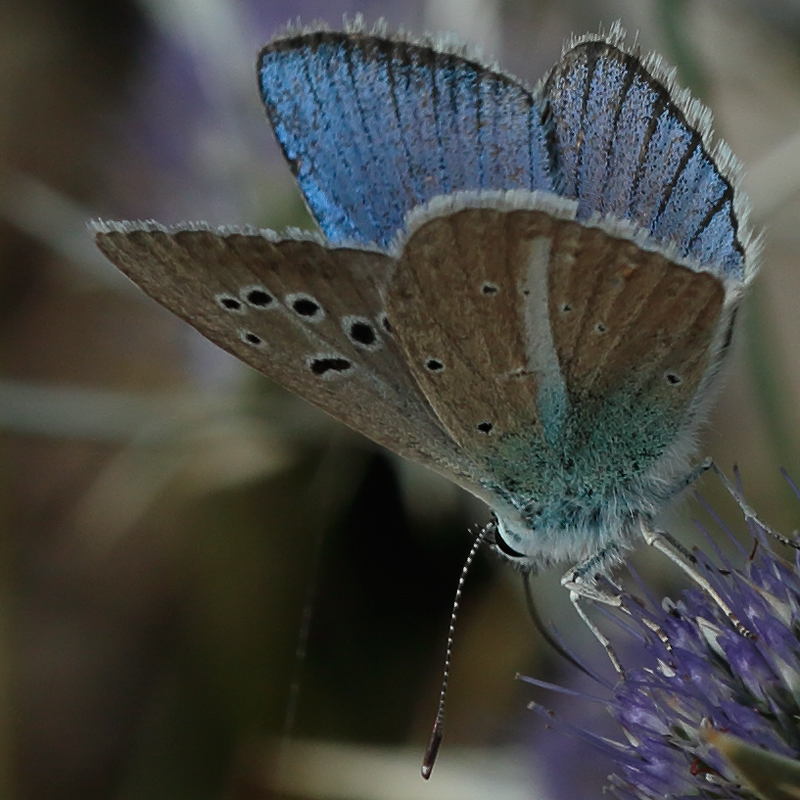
xmin=2 ymin=0 xmax=800 ymax=798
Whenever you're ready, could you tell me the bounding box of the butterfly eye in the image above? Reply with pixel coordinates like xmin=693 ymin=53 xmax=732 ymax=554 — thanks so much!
xmin=493 ymin=527 xmax=527 ymax=559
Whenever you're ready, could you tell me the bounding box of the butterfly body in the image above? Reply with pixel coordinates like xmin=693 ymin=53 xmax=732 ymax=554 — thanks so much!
xmin=93 ymin=21 xmax=758 ymax=580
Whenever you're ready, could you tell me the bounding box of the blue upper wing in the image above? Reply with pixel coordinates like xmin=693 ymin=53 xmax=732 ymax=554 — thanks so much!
xmin=543 ymin=40 xmax=747 ymax=280
xmin=259 ymin=30 xmax=555 ymax=247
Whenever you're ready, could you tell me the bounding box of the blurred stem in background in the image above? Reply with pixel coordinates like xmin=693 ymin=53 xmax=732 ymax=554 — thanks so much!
xmin=659 ymin=0 xmax=800 ymax=507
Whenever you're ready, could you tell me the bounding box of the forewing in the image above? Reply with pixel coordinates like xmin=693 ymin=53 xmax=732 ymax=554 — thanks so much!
xmin=543 ymin=35 xmax=751 ymax=281
xmin=259 ymin=29 xmax=554 ymax=248
xmin=93 ymin=222 xmax=482 ymax=485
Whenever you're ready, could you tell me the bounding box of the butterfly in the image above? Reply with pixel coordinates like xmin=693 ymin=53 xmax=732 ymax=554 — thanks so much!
xmin=92 ymin=20 xmax=758 ymax=618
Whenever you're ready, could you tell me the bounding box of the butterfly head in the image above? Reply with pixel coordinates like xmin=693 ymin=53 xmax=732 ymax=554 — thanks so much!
xmin=484 ymin=461 xmax=676 ymax=573
xmin=488 ymin=505 xmax=580 ymax=573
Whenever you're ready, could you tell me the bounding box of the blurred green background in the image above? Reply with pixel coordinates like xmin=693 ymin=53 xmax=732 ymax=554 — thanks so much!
xmin=2 ymin=0 xmax=800 ymax=798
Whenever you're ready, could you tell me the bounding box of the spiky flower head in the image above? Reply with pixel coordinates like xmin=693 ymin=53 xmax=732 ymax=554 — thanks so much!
xmin=527 ymin=479 xmax=800 ymax=800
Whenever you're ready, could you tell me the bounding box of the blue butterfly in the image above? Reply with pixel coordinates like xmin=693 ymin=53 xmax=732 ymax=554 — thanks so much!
xmin=94 ymin=20 xmax=758 ymax=632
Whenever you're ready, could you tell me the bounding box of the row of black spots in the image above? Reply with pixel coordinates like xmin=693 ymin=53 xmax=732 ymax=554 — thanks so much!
xmin=216 ymin=284 xmax=277 ymax=313
xmin=216 ymin=286 xmax=329 ymax=322
xmin=664 ymin=371 xmax=682 ymax=385
xmin=481 ymin=281 xmax=499 ymax=296
xmin=230 ymin=285 xmax=388 ymax=355
xmin=282 ymin=292 xmax=387 ymax=354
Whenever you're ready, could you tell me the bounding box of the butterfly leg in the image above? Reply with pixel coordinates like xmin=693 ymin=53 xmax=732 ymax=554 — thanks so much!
xmin=561 ymin=546 xmax=626 ymax=675
xmin=567 ymin=589 xmax=625 ymax=675
xmin=708 ymin=461 xmax=799 ymax=549
xmin=638 ymin=518 xmax=753 ymax=638
xmin=656 ymin=456 xmax=791 ymax=551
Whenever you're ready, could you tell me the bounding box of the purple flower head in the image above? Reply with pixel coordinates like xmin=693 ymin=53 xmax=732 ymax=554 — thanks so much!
xmin=525 ymin=474 xmax=800 ymax=800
